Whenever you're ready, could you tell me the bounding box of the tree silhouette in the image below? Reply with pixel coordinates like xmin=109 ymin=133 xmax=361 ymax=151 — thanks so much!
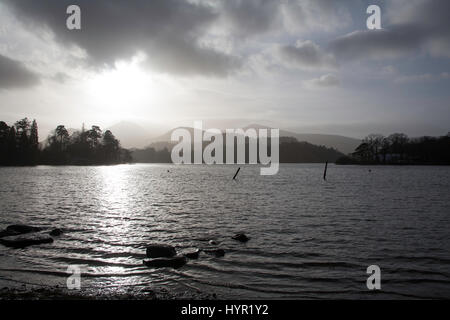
xmin=337 ymin=132 xmax=450 ymax=165
xmin=14 ymin=118 xmax=30 ymax=136
xmin=6 ymin=126 xmax=17 ymax=165
xmin=14 ymin=118 xmax=31 ymax=165
xmin=0 ymin=118 xmax=131 ymax=166
xmin=387 ymin=133 xmax=409 ymax=161
xmin=87 ymin=125 xmax=102 ymax=149
xmin=352 ymin=142 xmax=370 ymax=162
xmin=29 ymin=120 xmax=39 ymax=164
xmin=102 ymin=130 xmax=120 ymax=163
xmin=55 ymin=125 xmax=69 ymax=150
xmin=0 ymin=121 xmax=10 ymax=165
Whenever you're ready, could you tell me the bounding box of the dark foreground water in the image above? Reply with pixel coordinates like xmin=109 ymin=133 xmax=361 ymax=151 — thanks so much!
xmin=0 ymin=164 xmax=449 ymax=299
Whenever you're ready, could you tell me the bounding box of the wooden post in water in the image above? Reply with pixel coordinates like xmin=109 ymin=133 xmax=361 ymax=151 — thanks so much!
xmin=323 ymin=161 xmax=328 ymax=180
xmin=233 ymin=167 xmax=241 ymax=180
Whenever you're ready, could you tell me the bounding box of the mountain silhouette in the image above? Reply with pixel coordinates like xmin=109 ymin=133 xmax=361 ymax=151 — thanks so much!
xmin=146 ymin=124 xmax=359 ymax=154
xmin=106 ymin=121 xmax=154 ymax=149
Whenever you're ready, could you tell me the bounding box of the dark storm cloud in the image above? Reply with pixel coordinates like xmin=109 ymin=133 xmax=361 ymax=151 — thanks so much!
xmin=1 ymin=0 xmax=241 ymax=76
xmin=331 ymin=0 xmax=450 ymax=60
xmin=219 ymin=0 xmax=282 ymax=36
xmin=217 ymin=0 xmax=353 ymax=37
xmin=0 ymin=0 xmax=358 ymax=76
xmin=331 ymin=26 xmax=420 ymax=61
xmin=279 ymin=40 xmax=337 ymax=70
xmin=0 ymin=54 xmax=39 ymax=89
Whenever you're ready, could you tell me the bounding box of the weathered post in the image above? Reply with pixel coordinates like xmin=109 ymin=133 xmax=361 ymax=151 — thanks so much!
xmin=323 ymin=161 xmax=328 ymax=180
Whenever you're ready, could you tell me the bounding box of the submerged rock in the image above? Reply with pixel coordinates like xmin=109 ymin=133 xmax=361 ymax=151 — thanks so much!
xmin=208 ymin=240 xmax=218 ymax=245
xmin=0 ymin=230 xmax=12 ymax=238
xmin=49 ymin=228 xmax=63 ymax=236
xmin=0 ymin=225 xmax=41 ymax=238
xmin=6 ymin=224 xmax=42 ymax=234
xmin=184 ymin=249 xmax=200 ymax=259
xmin=0 ymin=234 xmax=54 ymax=248
xmin=232 ymin=233 xmax=250 ymax=242
xmin=146 ymin=244 xmax=176 ymax=258
xmin=0 ymin=225 xmax=42 ymax=238
xmin=143 ymin=256 xmax=187 ymax=269
xmin=204 ymin=248 xmax=225 ymax=257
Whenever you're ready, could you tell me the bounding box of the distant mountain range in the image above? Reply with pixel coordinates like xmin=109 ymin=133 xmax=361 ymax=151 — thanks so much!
xmin=106 ymin=121 xmax=162 ymax=149
xmin=102 ymin=122 xmax=354 ymax=163
xmin=104 ymin=120 xmax=361 ymax=154
xmin=246 ymin=124 xmax=360 ymax=154
xmin=145 ymin=124 xmax=361 ymax=154
xmin=132 ymin=135 xmax=345 ymax=164
xmin=277 ymin=132 xmax=360 ymax=155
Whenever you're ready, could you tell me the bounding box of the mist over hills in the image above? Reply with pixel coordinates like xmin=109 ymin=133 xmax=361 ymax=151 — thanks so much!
xmin=143 ymin=124 xmax=360 ymax=154
xmin=132 ymin=135 xmax=345 ymax=164
xmin=243 ymin=124 xmax=360 ymax=155
xmin=128 ymin=123 xmax=350 ymax=164
xmin=106 ymin=121 xmax=162 ymax=149
xmin=280 ymin=133 xmax=360 ymax=155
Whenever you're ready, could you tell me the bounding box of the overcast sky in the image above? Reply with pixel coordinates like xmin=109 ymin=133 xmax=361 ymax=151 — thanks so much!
xmin=0 ymin=0 xmax=449 ymax=139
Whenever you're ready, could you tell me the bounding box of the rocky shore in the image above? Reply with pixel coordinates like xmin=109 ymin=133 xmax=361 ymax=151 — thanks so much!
xmin=0 ymin=223 xmax=250 ymax=300
xmin=0 ymin=285 xmax=216 ymax=300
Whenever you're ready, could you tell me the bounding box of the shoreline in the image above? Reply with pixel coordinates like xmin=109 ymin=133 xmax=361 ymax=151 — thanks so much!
xmin=0 ymin=284 xmax=217 ymax=300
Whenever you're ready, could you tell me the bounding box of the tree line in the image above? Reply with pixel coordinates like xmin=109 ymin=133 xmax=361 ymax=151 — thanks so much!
xmin=336 ymin=132 xmax=450 ymax=165
xmin=0 ymin=118 xmax=131 ymax=166
xmin=131 ymin=136 xmax=344 ymax=163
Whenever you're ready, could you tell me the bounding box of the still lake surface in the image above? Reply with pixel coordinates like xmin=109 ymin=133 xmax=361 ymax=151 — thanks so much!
xmin=0 ymin=164 xmax=449 ymax=299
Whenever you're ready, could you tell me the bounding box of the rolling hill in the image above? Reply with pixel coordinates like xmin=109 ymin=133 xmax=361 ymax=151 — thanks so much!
xmin=147 ymin=124 xmax=360 ymax=154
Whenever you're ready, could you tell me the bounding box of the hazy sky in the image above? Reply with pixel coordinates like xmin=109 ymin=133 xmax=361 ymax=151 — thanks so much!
xmin=0 ymin=0 xmax=449 ymax=139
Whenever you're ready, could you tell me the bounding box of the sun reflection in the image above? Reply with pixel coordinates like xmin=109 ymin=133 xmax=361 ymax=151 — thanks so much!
xmin=98 ymin=165 xmax=131 ymax=207
xmin=97 ymin=165 xmax=136 ymax=243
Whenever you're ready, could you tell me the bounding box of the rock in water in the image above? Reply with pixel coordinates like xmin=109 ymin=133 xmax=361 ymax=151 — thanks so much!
xmin=0 ymin=230 xmax=12 ymax=238
xmin=146 ymin=244 xmax=176 ymax=258
xmin=0 ymin=225 xmax=42 ymax=238
xmin=184 ymin=249 xmax=200 ymax=259
xmin=143 ymin=256 xmax=187 ymax=269
xmin=232 ymin=233 xmax=250 ymax=242
xmin=49 ymin=228 xmax=63 ymax=236
xmin=0 ymin=234 xmax=54 ymax=248
xmin=6 ymin=224 xmax=41 ymax=234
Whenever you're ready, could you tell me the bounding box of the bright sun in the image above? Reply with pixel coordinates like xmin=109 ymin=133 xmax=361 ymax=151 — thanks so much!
xmin=85 ymin=55 xmax=159 ymax=120
xmin=81 ymin=54 xmax=193 ymax=127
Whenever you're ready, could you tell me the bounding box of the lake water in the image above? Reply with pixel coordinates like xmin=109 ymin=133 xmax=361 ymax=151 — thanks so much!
xmin=0 ymin=164 xmax=449 ymax=299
